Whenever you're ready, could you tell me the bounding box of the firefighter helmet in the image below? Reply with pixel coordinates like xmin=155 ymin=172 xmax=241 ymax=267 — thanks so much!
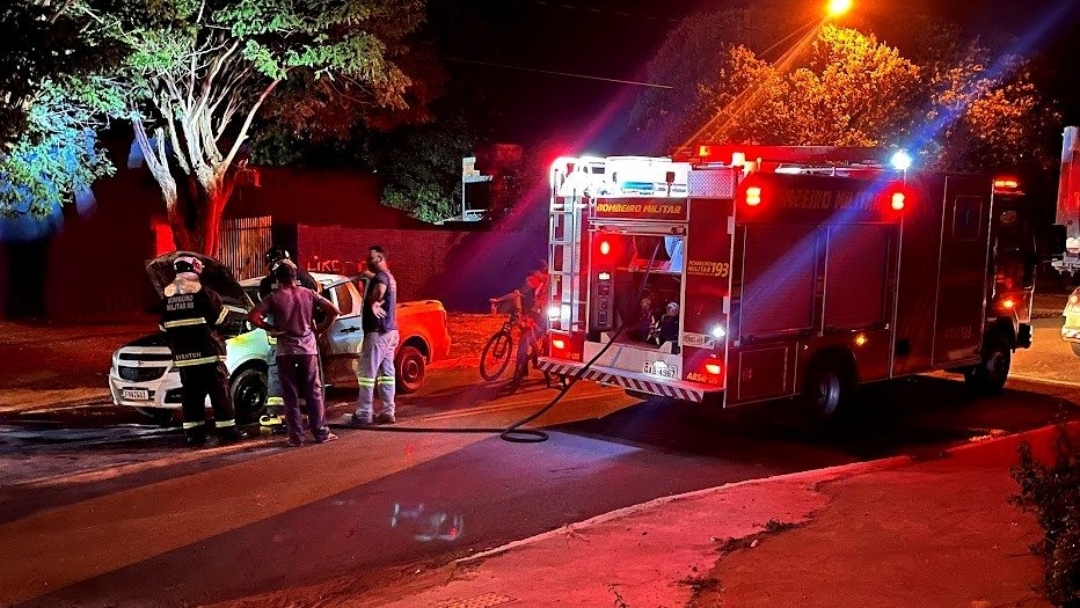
xmin=173 ymin=255 xmax=203 ymax=275
xmin=266 ymin=246 xmax=290 ymax=268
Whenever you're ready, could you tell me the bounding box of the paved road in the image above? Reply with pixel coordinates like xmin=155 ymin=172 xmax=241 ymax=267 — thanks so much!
xmin=3 ymin=320 xmax=1080 ymax=607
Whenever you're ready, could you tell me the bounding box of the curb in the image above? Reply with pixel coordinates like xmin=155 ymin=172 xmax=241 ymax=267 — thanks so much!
xmin=457 ymin=418 xmax=1080 ymax=566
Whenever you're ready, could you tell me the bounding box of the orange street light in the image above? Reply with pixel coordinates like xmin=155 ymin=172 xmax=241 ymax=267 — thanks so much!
xmin=827 ymin=0 xmax=852 ymax=17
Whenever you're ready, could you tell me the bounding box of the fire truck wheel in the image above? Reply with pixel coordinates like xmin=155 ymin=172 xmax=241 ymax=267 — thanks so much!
xmin=965 ymin=339 xmax=1011 ymax=395
xmin=803 ymin=354 xmax=856 ymax=420
xmin=1070 ymin=342 xmax=1080 ymax=358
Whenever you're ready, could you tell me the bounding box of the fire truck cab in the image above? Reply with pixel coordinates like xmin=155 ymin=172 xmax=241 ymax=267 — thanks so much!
xmin=539 ymin=147 xmax=1037 ymax=417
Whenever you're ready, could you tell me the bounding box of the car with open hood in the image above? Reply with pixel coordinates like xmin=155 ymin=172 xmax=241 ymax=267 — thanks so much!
xmin=108 ymin=251 xmax=451 ymax=423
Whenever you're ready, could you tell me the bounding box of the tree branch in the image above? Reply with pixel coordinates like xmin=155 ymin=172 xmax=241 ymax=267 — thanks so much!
xmin=221 ymin=79 xmax=281 ymax=175
xmin=163 ymin=97 xmax=193 ymax=175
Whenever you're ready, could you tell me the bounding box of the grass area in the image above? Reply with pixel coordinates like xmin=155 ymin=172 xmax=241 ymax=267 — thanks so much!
xmin=446 ymin=313 xmax=505 ymax=359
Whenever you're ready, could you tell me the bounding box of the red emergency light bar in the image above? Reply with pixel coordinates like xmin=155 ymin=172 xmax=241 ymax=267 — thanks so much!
xmin=679 ymin=144 xmax=887 ymax=166
xmin=993 ymin=176 xmax=1022 ymax=194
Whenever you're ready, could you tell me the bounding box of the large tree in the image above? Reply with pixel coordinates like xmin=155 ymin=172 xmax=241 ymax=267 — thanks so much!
xmin=0 ymin=0 xmax=133 ymax=217
xmin=629 ymin=17 xmax=1060 ymax=174
xmin=104 ymin=0 xmax=425 ymax=254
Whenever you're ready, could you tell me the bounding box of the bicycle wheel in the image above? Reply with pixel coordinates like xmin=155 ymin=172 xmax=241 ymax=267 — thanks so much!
xmin=480 ymin=329 xmax=514 ymax=381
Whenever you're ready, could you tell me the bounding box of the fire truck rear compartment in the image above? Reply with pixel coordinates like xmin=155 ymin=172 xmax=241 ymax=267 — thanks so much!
xmin=603 ymin=234 xmax=683 ymax=350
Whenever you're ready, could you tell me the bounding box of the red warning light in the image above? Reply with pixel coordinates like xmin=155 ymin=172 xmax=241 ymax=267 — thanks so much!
xmin=599 ymin=240 xmax=611 ymax=255
xmin=745 ymin=186 xmax=762 ymax=207
xmin=993 ymin=177 xmax=1019 ymax=190
xmin=705 ymin=361 xmax=723 ymax=375
xmin=890 ymin=191 xmax=906 ymax=211
xmin=551 ymin=338 xmax=567 ymax=350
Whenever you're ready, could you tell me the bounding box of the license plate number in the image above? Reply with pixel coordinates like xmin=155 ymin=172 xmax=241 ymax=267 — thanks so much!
xmin=643 ymin=363 xmax=678 ymax=379
xmin=122 ymin=388 xmax=150 ymax=401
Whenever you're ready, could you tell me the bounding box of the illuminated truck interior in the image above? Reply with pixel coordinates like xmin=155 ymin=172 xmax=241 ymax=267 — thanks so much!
xmin=590 ymin=233 xmax=684 ymax=351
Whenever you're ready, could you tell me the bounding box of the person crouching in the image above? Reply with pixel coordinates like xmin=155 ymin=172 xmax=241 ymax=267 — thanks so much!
xmin=249 ymin=262 xmax=341 ymax=446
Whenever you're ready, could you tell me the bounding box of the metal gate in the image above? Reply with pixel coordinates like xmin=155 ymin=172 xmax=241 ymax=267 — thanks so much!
xmin=214 ymin=216 xmax=272 ymax=280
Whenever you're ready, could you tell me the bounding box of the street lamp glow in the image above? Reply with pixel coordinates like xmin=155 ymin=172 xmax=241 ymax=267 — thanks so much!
xmin=890 ymin=150 xmax=913 ymax=172
xmin=827 ymin=0 xmax=852 ymax=17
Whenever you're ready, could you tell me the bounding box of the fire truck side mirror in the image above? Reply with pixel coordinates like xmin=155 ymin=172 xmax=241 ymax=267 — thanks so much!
xmin=665 ymin=171 xmax=676 ymax=185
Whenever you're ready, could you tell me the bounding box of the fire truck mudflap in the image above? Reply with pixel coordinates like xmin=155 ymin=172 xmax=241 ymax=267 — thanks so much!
xmin=540 ymin=149 xmax=1036 ymax=413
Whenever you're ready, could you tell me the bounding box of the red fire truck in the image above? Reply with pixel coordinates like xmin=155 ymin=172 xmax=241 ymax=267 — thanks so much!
xmin=538 ymin=146 xmax=1042 ymax=417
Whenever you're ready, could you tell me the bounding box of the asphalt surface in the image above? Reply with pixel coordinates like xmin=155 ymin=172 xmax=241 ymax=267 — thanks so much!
xmin=3 ymin=318 xmax=1080 ymax=607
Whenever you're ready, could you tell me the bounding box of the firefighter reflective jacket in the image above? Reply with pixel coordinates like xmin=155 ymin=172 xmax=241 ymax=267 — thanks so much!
xmin=159 ymin=280 xmax=228 ymax=367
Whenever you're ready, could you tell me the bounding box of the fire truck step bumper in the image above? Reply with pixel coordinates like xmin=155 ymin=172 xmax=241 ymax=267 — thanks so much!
xmin=538 ymin=359 xmax=712 ymax=403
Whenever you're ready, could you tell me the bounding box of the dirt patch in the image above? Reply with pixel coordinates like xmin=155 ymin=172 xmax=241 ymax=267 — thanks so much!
xmin=686 ymin=519 xmax=803 ymax=608
xmin=447 ymin=313 xmax=504 ymax=359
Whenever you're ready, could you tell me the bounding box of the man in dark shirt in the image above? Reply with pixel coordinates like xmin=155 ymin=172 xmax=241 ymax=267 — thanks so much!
xmin=250 ymin=262 xmax=341 ymax=446
xmin=352 ymin=245 xmax=399 ymax=426
xmin=258 ymin=246 xmax=319 ymax=429
xmin=159 ymin=255 xmax=245 ymax=446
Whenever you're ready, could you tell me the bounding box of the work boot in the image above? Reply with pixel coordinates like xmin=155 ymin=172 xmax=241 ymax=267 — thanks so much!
xmin=185 ymin=428 xmax=207 ymax=447
xmin=375 ymin=412 xmax=396 ymax=425
xmin=348 ymin=413 xmax=374 ymax=428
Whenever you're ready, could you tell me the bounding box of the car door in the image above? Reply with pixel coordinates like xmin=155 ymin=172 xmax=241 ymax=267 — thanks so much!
xmin=321 ymin=280 xmax=365 ymax=386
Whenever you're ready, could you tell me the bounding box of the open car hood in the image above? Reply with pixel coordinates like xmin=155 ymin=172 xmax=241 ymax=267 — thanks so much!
xmin=146 ymin=251 xmax=254 ymax=311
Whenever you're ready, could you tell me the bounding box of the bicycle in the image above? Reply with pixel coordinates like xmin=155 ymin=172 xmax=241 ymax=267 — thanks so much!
xmin=480 ymin=305 xmax=546 ymax=385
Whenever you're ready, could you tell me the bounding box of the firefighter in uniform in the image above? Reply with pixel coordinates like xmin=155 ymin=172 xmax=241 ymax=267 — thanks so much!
xmin=259 ymin=246 xmax=320 ymax=429
xmin=160 ymin=255 xmax=246 ymax=446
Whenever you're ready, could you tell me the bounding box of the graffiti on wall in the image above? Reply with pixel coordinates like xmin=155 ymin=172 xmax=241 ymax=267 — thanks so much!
xmin=306 ymin=256 xmax=366 ymax=277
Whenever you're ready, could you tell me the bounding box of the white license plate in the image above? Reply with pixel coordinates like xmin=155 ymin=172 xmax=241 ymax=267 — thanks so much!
xmin=121 ymin=388 xmax=150 ymax=401
xmin=643 ymin=363 xmax=678 ymax=379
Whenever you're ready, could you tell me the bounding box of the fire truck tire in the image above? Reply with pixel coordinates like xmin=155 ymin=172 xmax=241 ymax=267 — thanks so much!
xmin=965 ymin=338 xmax=1011 ymax=395
xmin=803 ymin=353 xmax=856 ymax=420
xmin=1070 ymin=342 xmax=1080 ymax=358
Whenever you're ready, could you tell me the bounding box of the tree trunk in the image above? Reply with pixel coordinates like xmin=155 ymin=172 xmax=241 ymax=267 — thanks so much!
xmin=177 ymin=171 xmax=236 ymax=256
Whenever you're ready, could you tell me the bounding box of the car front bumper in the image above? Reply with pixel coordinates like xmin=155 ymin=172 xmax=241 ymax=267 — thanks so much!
xmin=108 ymin=367 xmax=184 ymax=410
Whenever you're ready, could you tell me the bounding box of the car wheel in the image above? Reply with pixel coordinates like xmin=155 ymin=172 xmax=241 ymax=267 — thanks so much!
xmin=231 ymin=366 xmax=268 ymax=424
xmin=396 ymin=345 xmax=426 ymax=394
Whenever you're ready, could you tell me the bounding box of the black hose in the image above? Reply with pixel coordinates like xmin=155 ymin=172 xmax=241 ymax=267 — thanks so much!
xmin=345 ymin=241 xmax=663 ymax=443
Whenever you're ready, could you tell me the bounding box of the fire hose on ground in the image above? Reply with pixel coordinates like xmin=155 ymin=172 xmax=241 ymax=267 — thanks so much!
xmin=340 ymin=242 xmax=663 ymax=443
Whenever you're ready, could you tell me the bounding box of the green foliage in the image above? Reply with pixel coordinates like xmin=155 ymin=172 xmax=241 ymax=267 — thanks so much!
xmin=0 ymin=79 xmax=116 ymax=217
xmin=1010 ymin=429 xmax=1080 ymax=608
xmin=629 ymin=16 xmax=1060 ymax=173
xmin=88 ymin=0 xmax=427 ymax=252
xmin=0 ymin=0 xmax=134 ymax=216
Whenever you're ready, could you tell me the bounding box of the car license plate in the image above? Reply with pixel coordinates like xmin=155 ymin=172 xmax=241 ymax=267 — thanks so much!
xmin=643 ymin=363 xmax=678 ymax=379
xmin=122 ymin=388 xmax=150 ymax=401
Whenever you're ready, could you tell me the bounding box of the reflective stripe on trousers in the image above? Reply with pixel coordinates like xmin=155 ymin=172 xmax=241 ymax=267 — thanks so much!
xmin=355 ymin=330 xmax=399 ymax=420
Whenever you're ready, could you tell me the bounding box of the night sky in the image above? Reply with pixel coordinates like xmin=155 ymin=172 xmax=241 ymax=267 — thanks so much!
xmin=429 ymin=0 xmax=1080 ymax=151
